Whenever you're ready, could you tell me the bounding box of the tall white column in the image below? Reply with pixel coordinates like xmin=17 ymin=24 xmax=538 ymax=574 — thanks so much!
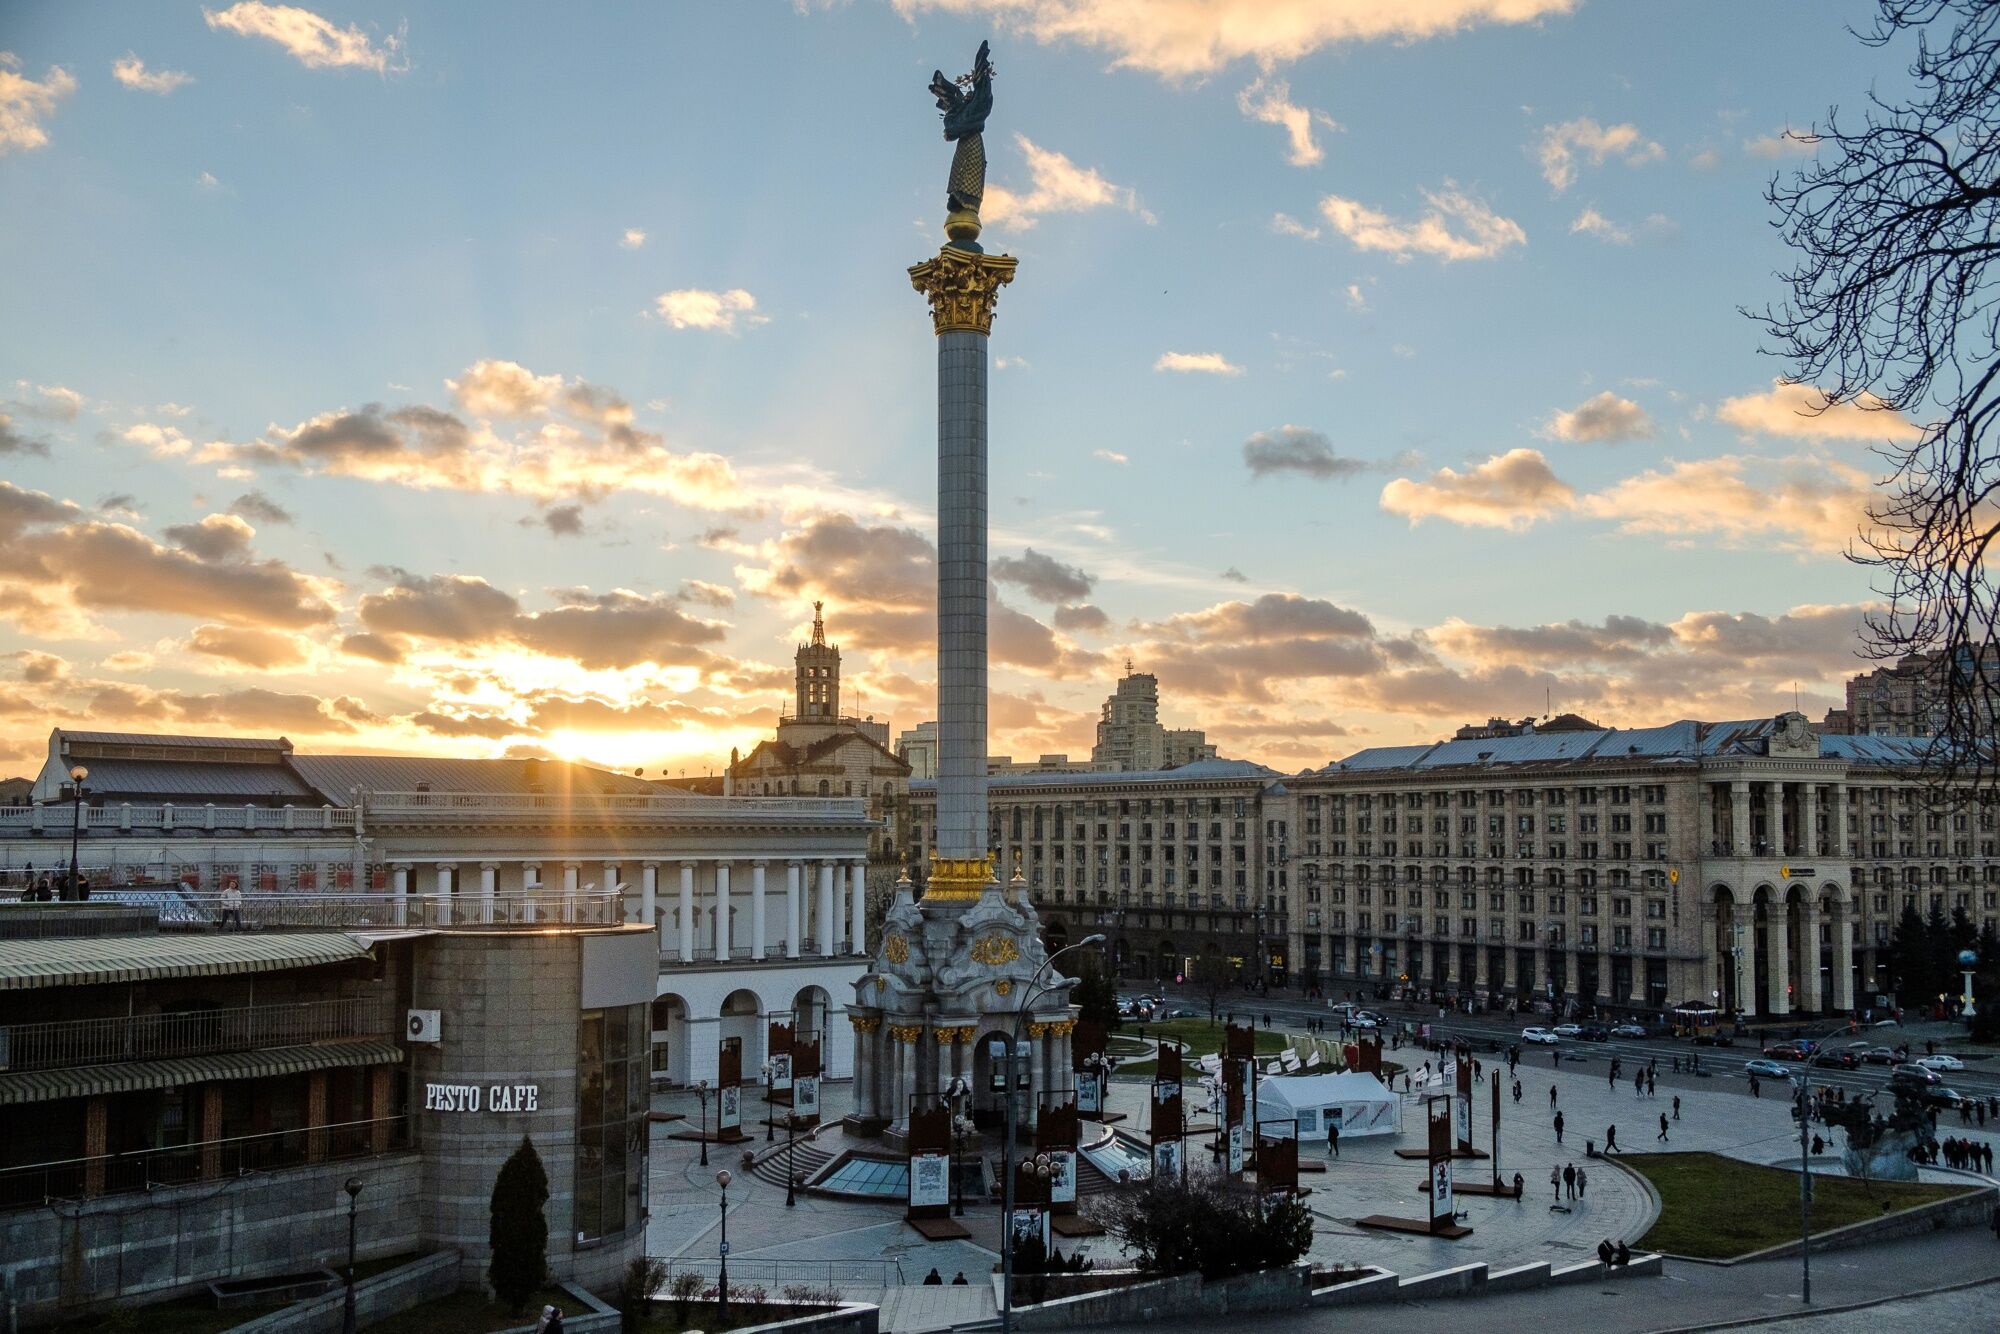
xmin=1801 ymin=785 xmax=1819 ymax=858
xmin=479 ymin=862 xmax=497 ymax=925
xmin=1767 ymin=906 xmax=1792 ymax=1015
xmin=1832 ymin=911 xmax=1856 ymax=1012
xmin=678 ymin=861 xmax=695 ymax=963
xmin=642 ymin=863 xmax=660 ymax=947
xmin=434 ymin=863 xmax=454 ymax=926
xmin=849 ymin=861 xmax=867 ymax=954
xmin=1831 ymin=784 xmax=1850 ymax=854
xmin=751 ymin=861 xmax=768 ymax=960
xmin=1767 ymin=782 xmax=1786 ymax=856
xmin=604 ymin=861 xmax=623 ymax=920
xmin=786 ymin=861 xmax=802 ymax=959
xmin=819 ymin=861 xmax=837 ymax=959
xmin=715 ymin=861 xmax=732 ymax=959
xmin=522 ymin=862 xmax=541 ymax=923
xmin=392 ymin=864 xmax=410 ymax=927
xmin=1730 ymin=781 xmax=1749 ymax=855
xmin=563 ymin=862 xmax=580 ymax=918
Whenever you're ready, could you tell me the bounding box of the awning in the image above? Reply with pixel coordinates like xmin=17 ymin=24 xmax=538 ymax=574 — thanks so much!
xmin=0 ymin=1039 xmax=403 ymax=1105
xmin=0 ymin=932 xmax=370 ymax=991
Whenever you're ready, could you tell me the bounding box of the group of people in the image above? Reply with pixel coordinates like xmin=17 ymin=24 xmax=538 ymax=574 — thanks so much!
xmin=1933 ymin=1136 xmax=1993 ymax=1172
xmin=920 ymin=1269 xmax=971 ymax=1285
xmin=13 ymin=868 xmax=90 ymax=901
xmin=1595 ymin=1238 xmax=1634 ymax=1267
xmin=1551 ymin=1161 xmax=1589 ymax=1202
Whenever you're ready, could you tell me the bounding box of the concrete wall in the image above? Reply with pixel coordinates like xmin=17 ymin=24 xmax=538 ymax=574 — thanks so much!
xmin=1012 ymin=1265 xmax=1312 ymax=1329
xmin=0 ymin=1152 xmax=422 ymax=1324
xmin=1729 ymin=1185 xmax=1996 ymax=1262
xmin=232 ymin=1249 xmax=458 ymax=1334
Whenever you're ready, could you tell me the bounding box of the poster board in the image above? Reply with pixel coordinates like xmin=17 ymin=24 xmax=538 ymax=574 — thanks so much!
xmin=1427 ymin=1095 xmax=1455 ymax=1233
xmin=1454 ymin=1044 xmax=1473 ymax=1150
xmin=906 ymin=1101 xmax=951 ymax=1219
xmin=767 ymin=1019 xmax=795 ymax=1098
xmin=793 ymin=1031 xmax=823 ymax=1128
xmin=718 ymin=1036 xmax=742 ymax=1132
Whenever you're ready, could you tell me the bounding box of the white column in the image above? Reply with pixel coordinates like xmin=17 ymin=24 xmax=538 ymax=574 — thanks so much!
xmin=1832 ymin=910 xmax=1856 ymax=1012
xmin=849 ymin=861 xmax=867 ymax=954
xmin=679 ymin=861 xmax=695 ymax=963
xmin=434 ymin=863 xmax=455 ymax=927
xmin=1801 ymin=785 xmax=1819 ymax=858
xmin=716 ymin=861 xmax=732 ymax=959
xmin=479 ymin=862 xmax=497 ymax=925
xmin=604 ymin=861 xmax=623 ymax=920
xmin=392 ymin=864 xmax=410 ymax=927
xmin=1768 ymin=905 xmax=1792 ymax=1016
xmin=1730 ymin=781 xmax=1749 ymax=855
xmin=751 ymin=861 xmax=768 ymax=961
xmin=1831 ymin=784 xmax=1850 ymax=854
xmin=522 ymin=862 xmax=541 ymax=923
xmin=642 ymin=863 xmax=661 ymax=949
xmin=1767 ymin=781 xmax=1786 ymax=856
xmin=563 ymin=862 xmax=580 ymax=918
xmin=819 ymin=861 xmax=837 ymax=959
xmin=854 ymin=1026 xmax=875 ymax=1119
xmin=786 ymin=862 xmax=802 ymax=959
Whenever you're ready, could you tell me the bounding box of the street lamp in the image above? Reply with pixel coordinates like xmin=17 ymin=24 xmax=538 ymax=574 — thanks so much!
xmin=1000 ymin=933 xmax=1104 ymax=1334
xmin=694 ymin=1079 xmax=711 ymax=1168
xmin=715 ymin=1169 xmax=732 ymax=1320
xmin=66 ymin=764 xmax=88 ymax=900
xmin=1959 ymin=949 xmax=1980 ymax=1019
xmin=784 ymin=1112 xmax=801 ymax=1208
xmin=1789 ymin=1018 xmax=1861 ymax=1306
xmin=340 ymin=1176 xmax=363 ymax=1334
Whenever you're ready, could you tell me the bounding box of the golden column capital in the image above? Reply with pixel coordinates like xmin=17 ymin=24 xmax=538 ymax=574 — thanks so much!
xmin=909 ymin=247 xmax=1020 ymax=336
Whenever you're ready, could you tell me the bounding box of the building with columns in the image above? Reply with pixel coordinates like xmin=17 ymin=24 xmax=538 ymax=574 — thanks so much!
xmin=1283 ymin=711 xmax=1999 ymax=1019
xmin=6 ymin=729 xmax=880 ymax=1085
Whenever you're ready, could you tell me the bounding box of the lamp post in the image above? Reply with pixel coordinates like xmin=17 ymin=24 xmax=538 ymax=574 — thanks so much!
xmin=784 ymin=1113 xmax=800 ymax=1208
xmin=715 ymin=1168 xmax=732 ymax=1319
xmin=1732 ymin=922 xmax=1747 ymax=1026
xmin=1252 ymin=903 xmax=1267 ymax=996
xmin=1001 ymin=934 xmax=1104 ymax=1334
xmin=1959 ymin=949 xmax=1980 ymax=1019
xmin=695 ymin=1079 xmax=711 ymax=1168
xmin=340 ymin=1176 xmax=362 ymax=1334
xmin=762 ymin=1060 xmax=776 ymax=1142
xmin=1789 ymin=1018 xmax=1859 ymax=1306
xmin=66 ymin=764 xmax=89 ymax=900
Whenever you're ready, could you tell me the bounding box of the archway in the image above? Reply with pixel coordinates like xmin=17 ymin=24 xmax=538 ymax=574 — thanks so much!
xmin=1711 ymin=885 xmax=1743 ymax=1015
xmin=1751 ymin=885 xmax=1777 ymax=1017
xmin=719 ymin=988 xmax=765 ymax=1072
xmin=971 ymin=1027 xmax=1018 ymax=1122
xmin=651 ymin=993 xmax=689 ymax=1086
xmin=1154 ymin=939 xmax=1177 ymax=981
xmin=791 ymin=985 xmax=833 ymax=1043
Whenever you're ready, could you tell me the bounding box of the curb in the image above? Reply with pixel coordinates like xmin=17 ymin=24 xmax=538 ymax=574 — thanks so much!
xmin=1653 ymin=1272 xmax=2000 ymax=1332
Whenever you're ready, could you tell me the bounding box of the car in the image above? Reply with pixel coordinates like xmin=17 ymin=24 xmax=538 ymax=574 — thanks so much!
xmin=1744 ymin=1059 xmax=1791 ymax=1078
xmin=1552 ymin=1023 xmax=1582 ymax=1038
xmin=1916 ymin=1053 xmax=1965 ymax=1072
xmin=1349 ymin=1012 xmax=1382 ymax=1029
xmin=1890 ymin=1063 xmax=1942 ymax=1087
xmin=1925 ymin=1086 xmax=1967 ymax=1110
xmin=1859 ymin=1047 xmax=1898 ymax=1066
xmin=1810 ymin=1050 xmax=1860 ymax=1070
xmin=1611 ymin=1023 xmax=1647 ymax=1039
xmin=1763 ymin=1044 xmax=1808 ymax=1061
xmin=1521 ymin=1026 xmax=1559 ymax=1044
xmin=1577 ymin=1026 xmax=1610 ymax=1042
xmin=1167 ymin=1006 xmax=1196 ymax=1019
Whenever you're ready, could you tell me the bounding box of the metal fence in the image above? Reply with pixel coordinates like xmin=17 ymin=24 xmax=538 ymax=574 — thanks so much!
xmin=0 ymin=997 xmax=390 ymax=1074
xmin=83 ymin=887 xmax=626 ymax=929
xmin=0 ymin=1115 xmax=408 ymax=1211
xmin=651 ymin=1256 xmax=907 ymax=1293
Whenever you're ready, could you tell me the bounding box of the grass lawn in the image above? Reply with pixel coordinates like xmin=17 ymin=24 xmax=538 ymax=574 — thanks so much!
xmin=366 ymin=1285 xmax=582 ymax=1334
xmin=1628 ymin=1151 xmax=1974 ymax=1259
xmin=1113 ymin=1019 xmax=1288 ymax=1078
xmin=45 ymin=1297 xmax=251 ymax=1334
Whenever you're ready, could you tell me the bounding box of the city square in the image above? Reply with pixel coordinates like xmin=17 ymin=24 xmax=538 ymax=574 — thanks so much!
xmin=6 ymin=2 xmax=2000 ymax=1331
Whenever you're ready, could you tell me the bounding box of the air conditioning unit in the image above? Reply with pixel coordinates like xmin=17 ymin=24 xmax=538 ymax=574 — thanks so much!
xmin=407 ymin=1008 xmax=442 ymax=1043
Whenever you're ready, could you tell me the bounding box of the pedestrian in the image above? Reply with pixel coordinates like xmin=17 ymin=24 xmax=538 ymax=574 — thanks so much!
xmin=951 ymin=1272 xmax=969 ymax=1286
xmin=923 ymin=1268 xmax=943 ymax=1285
xmin=1614 ymin=1240 xmax=1631 ymax=1266
xmin=1811 ymin=1133 xmax=1824 ymax=1156
xmin=1672 ymin=1054 xmax=1680 ymax=1073
xmin=1554 ymin=1111 xmax=1565 ymax=1145
xmin=1328 ymin=1123 xmax=1340 ymax=1158
xmin=1658 ymin=1112 xmax=1669 ymax=1143
xmin=1635 ymin=1071 xmax=1644 ymax=1098
xmin=1577 ymin=1165 xmax=1588 ymax=1200
xmin=1550 ymin=1085 xmax=1558 ymax=1109
xmin=1597 ymin=1238 xmax=1614 ymax=1266
xmin=1672 ymin=1094 xmax=1681 ymax=1121
xmin=1564 ymin=1162 xmax=1576 ymax=1199
xmin=1513 ymin=1079 xmax=1522 ymax=1104
xmin=220 ymin=880 xmax=244 ymax=931
xmin=1551 ymin=1165 xmax=1561 ymax=1202
xmin=1647 ymin=1071 xmax=1657 ymax=1098
xmin=1750 ymin=1074 xmax=1761 ymax=1098
xmin=1606 ymin=1124 xmax=1619 ymax=1152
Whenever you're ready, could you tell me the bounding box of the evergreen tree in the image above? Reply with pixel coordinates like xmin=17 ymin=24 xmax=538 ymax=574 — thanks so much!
xmin=1886 ymin=902 xmax=1929 ymax=1004
xmin=1071 ymin=953 xmax=1119 ymax=1031
xmin=1971 ymin=921 xmax=2000 ymax=1041
xmin=489 ymin=1135 xmax=550 ymax=1315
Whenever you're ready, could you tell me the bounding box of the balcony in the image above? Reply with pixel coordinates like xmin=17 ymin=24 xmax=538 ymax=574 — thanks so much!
xmin=0 ymin=997 xmax=392 ymax=1074
xmin=0 ymin=803 xmax=355 ymax=835
xmin=88 ymin=887 xmax=626 ymax=930
xmin=364 ymin=789 xmax=870 ymax=823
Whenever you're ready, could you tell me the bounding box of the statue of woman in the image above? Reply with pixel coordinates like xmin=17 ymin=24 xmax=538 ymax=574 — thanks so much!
xmin=929 ymin=41 xmax=994 ymax=248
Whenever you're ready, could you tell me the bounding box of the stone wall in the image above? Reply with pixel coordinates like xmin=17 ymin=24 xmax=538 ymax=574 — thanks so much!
xmin=231 ymin=1249 xmax=457 ymax=1334
xmin=0 ymin=1152 xmax=421 ymax=1323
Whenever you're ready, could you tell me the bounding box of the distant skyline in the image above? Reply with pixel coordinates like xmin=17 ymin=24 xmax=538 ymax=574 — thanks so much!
xmin=0 ymin=1 xmax=1923 ymax=776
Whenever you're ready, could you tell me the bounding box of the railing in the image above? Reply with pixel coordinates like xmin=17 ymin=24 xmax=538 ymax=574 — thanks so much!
xmin=363 ymin=790 xmax=869 ymax=820
xmin=88 ymin=887 xmax=626 ymax=930
xmin=0 ymin=803 xmax=356 ymax=834
xmin=651 ymin=1256 xmax=907 ymax=1292
xmin=0 ymin=1115 xmax=408 ymax=1212
xmin=0 ymin=998 xmax=390 ymax=1074
xmin=0 ymin=904 xmax=160 ymax=939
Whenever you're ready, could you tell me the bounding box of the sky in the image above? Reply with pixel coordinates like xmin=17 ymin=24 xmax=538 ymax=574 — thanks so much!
xmin=0 ymin=0 xmax=1931 ymax=778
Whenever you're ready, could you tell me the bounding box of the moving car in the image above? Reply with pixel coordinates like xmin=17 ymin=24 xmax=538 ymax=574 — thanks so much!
xmin=1521 ymin=1026 xmax=1559 ymax=1044
xmin=1349 ymin=1012 xmax=1382 ymax=1029
xmin=1890 ymin=1063 xmax=1942 ymax=1087
xmin=1744 ymin=1059 xmax=1791 ymax=1078
xmin=1577 ymin=1025 xmax=1610 ymax=1042
xmin=1925 ymin=1086 xmax=1967 ymax=1110
xmin=1552 ymin=1023 xmax=1583 ymax=1038
xmin=1915 ymin=1053 xmax=1965 ymax=1072
xmin=1858 ymin=1046 xmax=1898 ymax=1066
xmin=1610 ymin=1023 xmax=1647 ymax=1039
xmin=1762 ymin=1044 xmax=1809 ymax=1061
xmin=1809 ymin=1050 xmax=1860 ymax=1070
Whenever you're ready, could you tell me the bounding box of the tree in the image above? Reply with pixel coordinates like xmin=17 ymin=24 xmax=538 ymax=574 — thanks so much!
xmin=1886 ymin=900 xmax=1931 ymax=1003
xmin=1190 ymin=952 xmax=1234 ymax=1024
xmin=1088 ymin=1172 xmax=1312 ymax=1280
xmin=1756 ymin=1 xmax=2000 ymax=790
xmin=489 ymin=1135 xmax=550 ymax=1315
xmin=1071 ymin=952 xmax=1119 ymax=1031
xmin=619 ymin=1256 xmax=668 ymax=1333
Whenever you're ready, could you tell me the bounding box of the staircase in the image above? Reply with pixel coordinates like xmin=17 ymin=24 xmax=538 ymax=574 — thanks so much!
xmin=747 ymin=1137 xmax=837 ymax=1189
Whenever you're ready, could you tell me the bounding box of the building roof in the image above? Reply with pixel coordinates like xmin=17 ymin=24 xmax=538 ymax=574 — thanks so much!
xmin=73 ymin=759 xmax=321 ymax=802
xmin=57 ymin=730 xmax=293 ymax=752
xmin=291 ymin=754 xmax=658 ymax=803
xmin=0 ymin=1039 xmax=402 ymax=1107
xmin=733 ymin=730 xmax=907 ymax=774
xmin=0 ymin=932 xmax=371 ymax=990
xmin=912 ymin=756 xmax=1280 ymax=793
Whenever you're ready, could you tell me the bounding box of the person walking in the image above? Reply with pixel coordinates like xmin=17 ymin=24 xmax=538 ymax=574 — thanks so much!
xmin=923 ymin=1268 xmax=943 ymax=1285
xmin=220 ymin=880 xmax=244 ymax=932
xmin=1576 ymin=1165 xmax=1588 ymax=1200
xmin=1554 ymin=1111 xmax=1565 ymax=1145
xmin=1550 ymin=1084 xmax=1558 ymax=1109
xmin=1327 ymin=1123 xmax=1340 ymax=1158
xmin=1605 ymin=1124 xmax=1619 ymax=1153
xmin=1647 ymin=1070 xmax=1657 ymax=1098
xmin=1811 ymin=1133 xmax=1824 ymax=1156
xmin=1750 ymin=1074 xmax=1761 ymax=1098
xmin=1513 ymin=1078 xmax=1523 ymax=1104
xmin=1672 ymin=1094 xmax=1681 ymax=1121
xmin=1563 ymin=1162 xmax=1577 ymax=1200
xmin=1658 ymin=1112 xmax=1670 ymax=1143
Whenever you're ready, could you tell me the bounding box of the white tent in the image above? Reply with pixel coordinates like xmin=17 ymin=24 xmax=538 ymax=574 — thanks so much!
xmin=1252 ymin=1071 xmax=1399 ymax=1139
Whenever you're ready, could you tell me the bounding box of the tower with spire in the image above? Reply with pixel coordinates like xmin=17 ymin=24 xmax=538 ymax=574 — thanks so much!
xmin=794 ymin=600 xmax=842 ymax=723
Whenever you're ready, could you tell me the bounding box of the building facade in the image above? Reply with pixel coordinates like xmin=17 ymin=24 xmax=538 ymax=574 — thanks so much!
xmin=1090 ymin=669 xmax=1218 ymax=772
xmin=1821 ymin=648 xmax=2000 ymax=738
xmin=1283 ymin=712 xmax=2000 ymax=1019
xmin=905 ymin=758 xmax=1293 ymax=987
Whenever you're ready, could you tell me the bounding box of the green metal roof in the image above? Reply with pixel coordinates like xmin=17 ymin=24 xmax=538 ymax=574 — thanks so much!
xmin=0 ymin=932 xmax=370 ymax=991
xmin=0 ymin=1039 xmax=402 ymax=1105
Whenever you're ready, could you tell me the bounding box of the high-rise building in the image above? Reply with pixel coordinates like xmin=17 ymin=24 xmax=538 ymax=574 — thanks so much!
xmin=1090 ymin=667 xmax=1218 ymax=772
xmin=1822 ymin=648 xmax=2000 ymax=738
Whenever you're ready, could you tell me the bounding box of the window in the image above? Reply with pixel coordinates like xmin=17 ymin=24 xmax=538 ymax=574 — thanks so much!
xmin=576 ymin=1005 xmax=649 ymax=1241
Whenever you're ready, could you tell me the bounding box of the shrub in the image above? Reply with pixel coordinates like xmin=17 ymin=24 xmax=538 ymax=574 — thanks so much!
xmin=488 ymin=1136 xmax=550 ymax=1315
xmin=1088 ymin=1172 xmax=1312 ymax=1280
xmin=619 ymin=1256 xmax=668 ymax=1332
xmin=668 ymin=1270 xmax=704 ymax=1324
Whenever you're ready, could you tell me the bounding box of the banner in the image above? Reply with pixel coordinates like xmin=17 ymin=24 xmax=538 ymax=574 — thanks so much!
xmin=1152 ymin=1138 xmax=1182 ymax=1179
xmin=719 ymin=1036 xmax=743 ymax=1131
xmin=1431 ymin=1156 xmax=1454 ymax=1221
xmin=1076 ymin=1069 xmax=1101 ymax=1116
xmin=794 ymin=1075 xmax=820 ymax=1119
xmin=770 ymin=1051 xmax=793 ymax=1093
xmin=1009 ymin=1207 xmax=1049 ymax=1254
xmin=720 ymin=1083 xmax=741 ymax=1131
xmin=1049 ymin=1148 xmax=1076 ymax=1205
xmin=910 ymin=1151 xmax=951 ymax=1208
xmin=1227 ymin=1123 xmax=1244 ymax=1175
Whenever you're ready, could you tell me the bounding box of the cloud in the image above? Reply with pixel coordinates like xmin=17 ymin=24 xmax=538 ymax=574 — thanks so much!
xmin=1545 ymin=390 xmax=1653 ymax=443
xmin=677 ymin=579 xmax=735 ymax=608
xmin=228 ymin=491 xmax=294 ymax=525
xmin=620 ymin=228 xmax=647 ymax=249
xmin=1343 ymin=283 xmax=1368 ymax=311
xmin=1536 ymin=117 xmax=1663 ymax=192
xmin=123 ymin=422 xmax=195 ymax=457
xmin=0 ymin=54 xmax=77 ymax=155
xmin=185 ymin=623 xmax=312 ymax=669
xmin=338 ymin=632 xmax=404 ymax=665
xmin=168 ymin=686 xmax=377 ymax=733
xmin=888 ymin=0 xmax=1581 ymax=80
xmin=1715 ymin=379 xmax=1922 ymax=443
xmin=1744 ymin=129 xmax=1818 ymax=159
xmin=1154 ymin=351 xmax=1244 ymax=376
xmin=8 ymin=382 xmax=85 ymax=420
xmin=163 ymin=513 xmax=257 ymax=562
xmin=1219 ymin=567 xmax=1249 ymax=583
xmin=1127 ymin=592 xmax=1405 ymax=703
xmin=203 ymin=3 xmax=405 ymax=73
xmin=983 ymin=134 xmax=1152 ymax=229
xmin=7 ymin=650 xmax=70 ymax=684
xmin=0 ymin=413 xmax=51 ymax=457
xmin=197 ymin=170 xmax=221 ymax=189
xmin=1318 ymin=184 xmax=1525 ymax=262
xmin=1242 ymin=425 xmax=1369 ymax=480
xmin=654 ymin=287 xmax=764 ymax=333
xmin=1380 ymin=448 xmax=1575 ymax=529
xmin=112 ymin=55 xmax=193 ymax=93
xmin=1271 ymin=212 xmax=1321 ymax=240
xmin=1237 ymin=77 xmax=1339 ymax=166
xmin=1582 ymin=453 xmax=1875 ymax=555
xmin=993 ymin=548 xmax=1095 ymax=602
xmin=1093 ymin=449 xmax=1129 ymax=464
xmin=1052 ymin=603 xmax=1110 ymax=633
xmin=1569 ymin=207 xmax=1629 ymax=244
xmin=539 ymin=503 xmax=585 ymax=537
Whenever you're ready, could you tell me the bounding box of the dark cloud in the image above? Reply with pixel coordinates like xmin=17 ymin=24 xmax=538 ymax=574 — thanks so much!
xmin=516 ymin=589 xmax=726 ymax=671
xmin=228 ymin=491 xmax=295 ymax=525
xmin=992 ymin=547 xmax=1095 ymax=603
xmin=6 ymin=650 xmax=69 ymax=684
xmin=541 ymin=504 xmax=585 ymax=537
xmin=358 ymin=572 xmax=522 ymax=641
xmin=0 ymin=482 xmax=79 ymax=539
xmin=1219 ymin=567 xmax=1249 ymax=583
xmin=1052 ymin=603 xmax=1111 ymax=633
xmin=163 ymin=514 xmax=256 ymax=563
xmin=0 ymin=415 xmax=52 ymax=457
xmin=10 ymin=519 xmax=335 ymax=628
xmin=408 ymin=710 xmax=521 ymax=739
xmin=186 ymin=624 xmax=311 ymax=669
xmin=1242 ymin=426 xmax=1369 ymax=480
xmin=340 ymin=632 xmax=405 ymax=665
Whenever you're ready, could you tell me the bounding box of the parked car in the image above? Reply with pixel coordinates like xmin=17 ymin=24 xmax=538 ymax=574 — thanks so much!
xmin=1810 ymin=1050 xmax=1860 ymax=1070
xmin=1858 ymin=1046 xmax=1898 ymax=1065
xmin=1744 ymin=1059 xmax=1792 ymax=1078
xmin=1552 ymin=1023 xmax=1582 ymax=1038
xmin=1915 ymin=1053 xmax=1965 ymax=1072
xmin=1577 ymin=1025 xmax=1610 ymax=1042
xmin=1167 ymin=1007 xmax=1196 ymax=1019
xmin=1610 ymin=1023 xmax=1647 ymax=1038
xmin=1521 ymin=1026 xmax=1559 ymax=1044
xmin=1890 ymin=1063 xmax=1942 ymax=1087
xmin=1763 ymin=1044 xmax=1809 ymax=1061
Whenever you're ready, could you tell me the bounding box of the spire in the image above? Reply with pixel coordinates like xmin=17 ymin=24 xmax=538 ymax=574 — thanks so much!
xmin=811 ymin=600 xmax=826 ymax=647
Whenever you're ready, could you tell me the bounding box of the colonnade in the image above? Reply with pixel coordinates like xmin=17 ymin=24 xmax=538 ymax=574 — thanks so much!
xmin=1719 ymin=779 xmax=1849 ymax=858
xmin=850 ymin=1014 xmax=1077 ymax=1130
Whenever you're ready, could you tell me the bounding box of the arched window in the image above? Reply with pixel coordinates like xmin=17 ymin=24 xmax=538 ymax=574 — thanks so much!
xmin=818 ymin=780 xmax=830 ymax=796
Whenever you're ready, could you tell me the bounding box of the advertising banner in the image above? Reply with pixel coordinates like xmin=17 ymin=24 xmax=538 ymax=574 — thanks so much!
xmin=1049 ymin=1148 xmax=1076 ymax=1205
xmin=1076 ymin=1069 xmax=1101 ymax=1116
xmin=1152 ymin=1138 xmax=1182 ymax=1179
xmin=793 ymin=1075 xmax=820 ymax=1119
xmin=910 ymin=1151 xmax=951 ymax=1208
xmin=1227 ymin=1123 xmax=1244 ymax=1175
xmin=770 ymin=1051 xmax=793 ymax=1093
xmin=720 ymin=1084 xmax=741 ymax=1131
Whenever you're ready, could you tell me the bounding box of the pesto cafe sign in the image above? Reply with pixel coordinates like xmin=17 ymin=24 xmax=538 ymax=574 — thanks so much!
xmin=424 ymin=1082 xmax=541 ymax=1113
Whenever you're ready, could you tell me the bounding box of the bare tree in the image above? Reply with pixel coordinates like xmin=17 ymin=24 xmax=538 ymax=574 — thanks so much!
xmin=1755 ymin=0 xmax=2000 ymax=790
